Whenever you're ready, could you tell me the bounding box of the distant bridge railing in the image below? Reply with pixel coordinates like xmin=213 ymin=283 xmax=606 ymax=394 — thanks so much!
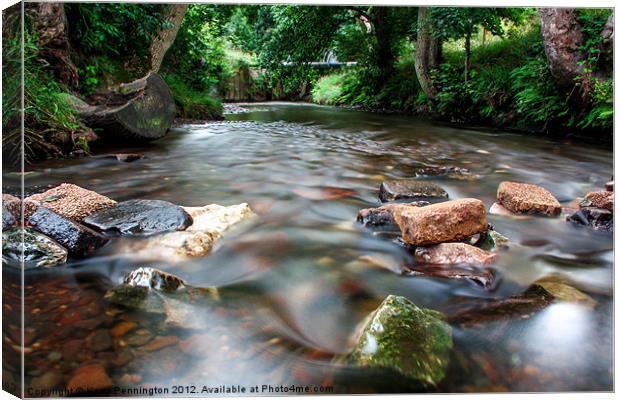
xmin=281 ymin=61 xmax=358 ymax=69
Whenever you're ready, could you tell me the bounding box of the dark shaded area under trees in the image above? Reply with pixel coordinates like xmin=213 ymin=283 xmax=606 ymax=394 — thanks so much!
xmin=2 ymin=4 xmax=614 ymax=166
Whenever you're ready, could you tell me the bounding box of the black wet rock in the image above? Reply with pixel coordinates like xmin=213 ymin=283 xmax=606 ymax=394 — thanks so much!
xmin=28 ymin=207 xmax=109 ymax=257
xmin=2 ymin=227 xmax=68 ymax=268
xmin=379 ymin=180 xmax=448 ymax=202
xmin=357 ymin=201 xmax=429 ymax=229
xmin=415 ymin=166 xmax=474 ymax=179
xmin=566 ymin=207 xmax=613 ymax=232
xmin=83 ymin=199 xmax=192 ymax=235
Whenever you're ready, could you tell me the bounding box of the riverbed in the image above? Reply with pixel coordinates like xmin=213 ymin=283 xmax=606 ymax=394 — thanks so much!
xmin=3 ymin=102 xmax=613 ymax=394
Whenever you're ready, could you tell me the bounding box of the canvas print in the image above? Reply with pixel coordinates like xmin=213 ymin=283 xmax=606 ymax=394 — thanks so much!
xmin=1 ymin=1 xmax=614 ymax=397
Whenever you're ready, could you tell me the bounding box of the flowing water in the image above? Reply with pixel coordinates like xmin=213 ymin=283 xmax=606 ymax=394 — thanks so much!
xmin=2 ymin=102 xmax=614 ymax=395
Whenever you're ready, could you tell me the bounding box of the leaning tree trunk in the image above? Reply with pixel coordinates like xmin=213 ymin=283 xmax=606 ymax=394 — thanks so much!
xmin=415 ymin=7 xmax=441 ymax=102
xmin=539 ymin=8 xmax=590 ymax=102
xmin=149 ymin=4 xmax=188 ymax=73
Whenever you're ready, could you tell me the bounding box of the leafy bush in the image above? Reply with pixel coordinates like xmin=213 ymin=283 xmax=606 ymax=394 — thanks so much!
xmin=311 ymin=72 xmax=347 ymax=104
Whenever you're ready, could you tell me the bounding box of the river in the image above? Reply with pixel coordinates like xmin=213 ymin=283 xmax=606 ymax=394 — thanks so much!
xmin=3 ymin=102 xmax=613 ymax=394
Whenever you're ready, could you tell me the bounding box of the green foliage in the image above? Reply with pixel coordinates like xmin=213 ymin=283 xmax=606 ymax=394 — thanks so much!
xmin=579 ymin=78 xmax=613 ymax=130
xmin=164 ymin=74 xmax=223 ymax=120
xmin=3 ymin=11 xmax=81 ymax=164
xmin=576 ymin=9 xmax=612 ymax=72
xmin=161 ymin=4 xmax=229 ymax=92
xmin=65 ymin=3 xmax=169 ymax=58
xmin=510 ymin=58 xmax=573 ymax=129
xmin=311 ymin=72 xmax=348 ymax=104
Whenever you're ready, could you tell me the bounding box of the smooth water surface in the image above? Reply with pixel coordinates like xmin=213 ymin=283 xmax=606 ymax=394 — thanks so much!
xmin=3 ymin=103 xmax=613 ymax=394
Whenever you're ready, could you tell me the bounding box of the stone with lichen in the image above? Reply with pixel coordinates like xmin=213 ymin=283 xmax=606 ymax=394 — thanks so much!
xmin=347 ymin=295 xmax=452 ymax=387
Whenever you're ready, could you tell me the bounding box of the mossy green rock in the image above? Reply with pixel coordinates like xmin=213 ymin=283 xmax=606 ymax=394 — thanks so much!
xmin=348 ymin=295 xmax=452 ymax=387
xmin=473 ymin=229 xmax=510 ymax=252
xmin=529 ymin=275 xmax=597 ymax=308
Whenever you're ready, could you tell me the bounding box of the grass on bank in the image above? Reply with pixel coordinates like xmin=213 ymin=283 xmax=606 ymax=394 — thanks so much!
xmin=164 ymin=74 xmax=224 ymax=120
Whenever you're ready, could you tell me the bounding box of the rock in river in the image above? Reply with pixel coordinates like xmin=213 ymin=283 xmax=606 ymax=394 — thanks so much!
xmin=347 ymin=295 xmax=452 ymax=387
xmin=66 ymin=363 xmax=113 ymax=394
xmin=3 ymin=194 xmax=21 ymax=220
xmin=114 ymin=203 xmax=255 ymax=260
xmin=579 ymin=190 xmax=613 ymax=211
xmin=496 ymin=181 xmax=561 ymax=216
xmin=415 ymin=166 xmax=476 ymax=180
xmin=566 ymin=207 xmax=613 ymax=232
xmin=183 ymin=203 xmax=255 ymax=234
xmin=529 ymin=275 xmax=597 ymax=308
xmin=23 ymin=183 xmax=116 ymax=221
xmin=394 ymin=198 xmax=487 ymax=246
xmin=357 ymin=202 xmax=429 ymax=229
xmin=83 ymin=199 xmax=192 ymax=235
xmin=3 ymin=205 xmax=15 ymax=230
xmin=28 ymin=207 xmax=109 ymax=257
xmin=415 ymin=243 xmax=497 ymax=265
xmin=379 ymin=180 xmax=448 ymax=202
xmin=2 ymin=227 xmax=68 ymax=268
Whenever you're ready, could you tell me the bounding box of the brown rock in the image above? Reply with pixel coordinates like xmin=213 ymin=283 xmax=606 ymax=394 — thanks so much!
xmin=394 ymin=198 xmax=487 ymax=246
xmin=24 ymin=183 xmax=116 ymax=222
xmin=580 ymin=191 xmax=613 ymax=211
xmin=142 ymin=336 xmax=178 ymax=351
xmin=605 ymin=181 xmax=613 ymax=192
xmin=497 ymin=181 xmax=561 ymax=216
xmin=357 ymin=202 xmax=428 ymax=228
xmin=66 ymin=363 xmax=113 ymax=393
xmin=488 ymin=202 xmax=531 ymax=220
xmin=415 ymin=243 xmax=497 ymax=265
xmin=2 ymin=194 xmax=21 ymax=220
xmin=110 ymin=321 xmax=137 ymax=337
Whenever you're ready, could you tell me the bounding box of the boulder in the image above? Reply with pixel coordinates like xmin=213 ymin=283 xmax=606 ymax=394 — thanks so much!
xmin=2 ymin=227 xmax=68 ymax=268
xmin=605 ymin=181 xmax=613 ymax=192
xmin=415 ymin=243 xmax=497 ymax=265
xmin=566 ymin=207 xmax=613 ymax=232
xmin=118 ymin=230 xmax=219 ymax=260
xmin=23 ymin=183 xmax=116 ymax=222
xmin=2 ymin=194 xmax=21 ymax=220
xmin=579 ymin=191 xmax=613 ymax=211
xmin=496 ymin=181 xmax=561 ymax=216
xmin=529 ymin=276 xmax=597 ymax=308
xmin=81 ymin=73 xmax=176 ymax=141
xmin=28 ymin=207 xmax=109 ymax=257
xmin=2 ymin=205 xmax=15 ymax=230
xmin=83 ymin=199 xmax=192 ymax=235
xmin=347 ymin=295 xmax=452 ymax=387
xmin=183 ymin=203 xmax=255 ymax=234
xmin=394 ymin=198 xmax=487 ymax=246
xmin=66 ymin=363 xmax=113 ymax=393
xmin=379 ymin=180 xmax=448 ymax=202
xmin=357 ymin=202 xmax=428 ymax=229
xmin=124 ymin=267 xmax=186 ymax=291
xmin=114 ymin=203 xmax=254 ymax=260
xmin=415 ymin=166 xmax=476 ymax=180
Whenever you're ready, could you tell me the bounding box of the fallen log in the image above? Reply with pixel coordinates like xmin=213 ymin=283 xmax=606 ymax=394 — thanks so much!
xmin=80 ymin=73 xmax=176 ymax=141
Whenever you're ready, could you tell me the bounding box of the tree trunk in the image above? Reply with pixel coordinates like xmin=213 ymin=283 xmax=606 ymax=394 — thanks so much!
xmin=415 ymin=7 xmax=441 ymax=101
xmin=599 ymin=10 xmax=614 ymax=56
xmin=28 ymin=3 xmax=78 ymax=87
xmin=464 ymin=31 xmax=472 ymax=83
xmin=149 ymin=4 xmax=188 ymax=73
xmin=372 ymin=7 xmax=395 ymax=83
xmin=539 ymin=8 xmax=590 ymax=100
